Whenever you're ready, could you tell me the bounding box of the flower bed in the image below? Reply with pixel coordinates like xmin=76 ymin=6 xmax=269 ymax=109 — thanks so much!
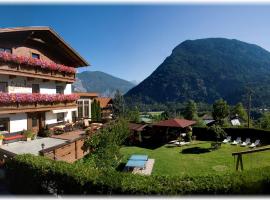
xmin=0 ymin=93 xmax=79 ymax=105
xmin=0 ymin=51 xmax=76 ymax=74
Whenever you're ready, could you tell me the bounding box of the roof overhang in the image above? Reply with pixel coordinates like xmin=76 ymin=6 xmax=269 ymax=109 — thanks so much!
xmin=0 ymin=26 xmax=89 ymax=67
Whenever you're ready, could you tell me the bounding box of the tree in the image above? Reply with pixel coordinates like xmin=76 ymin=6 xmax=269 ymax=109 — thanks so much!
xmin=212 ymin=99 xmax=230 ymax=126
xmin=125 ymin=106 xmax=140 ymax=123
xmin=258 ymin=112 xmax=270 ymax=130
xmin=113 ymin=90 xmax=125 ymax=118
xmin=207 ymin=125 xmax=227 ymax=142
xmin=91 ymin=99 xmax=101 ymax=122
xmin=183 ymin=100 xmax=198 ymax=120
xmin=231 ymin=102 xmax=248 ymax=122
xmin=82 ymin=118 xmax=130 ymax=169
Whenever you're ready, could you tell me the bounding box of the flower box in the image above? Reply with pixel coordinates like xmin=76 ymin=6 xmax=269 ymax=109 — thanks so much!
xmin=0 ymin=51 xmax=76 ymax=75
xmin=19 ymin=64 xmax=37 ymax=73
xmin=0 ymin=93 xmax=79 ymax=106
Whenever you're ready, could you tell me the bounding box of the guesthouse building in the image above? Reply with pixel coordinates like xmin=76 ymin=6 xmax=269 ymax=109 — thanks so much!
xmin=0 ymin=26 xmax=89 ymax=135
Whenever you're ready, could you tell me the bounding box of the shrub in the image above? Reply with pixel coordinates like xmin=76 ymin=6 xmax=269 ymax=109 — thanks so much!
xmin=5 ymin=154 xmax=270 ymax=195
xmin=23 ymin=129 xmax=34 ymax=138
xmin=186 ymin=131 xmax=192 ymax=142
xmin=82 ymin=118 xmax=130 ymax=169
xmin=53 ymin=127 xmax=64 ymax=135
xmin=38 ymin=126 xmax=52 ymax=137
xmin=207 ymin=125 xmax=227 ymax=142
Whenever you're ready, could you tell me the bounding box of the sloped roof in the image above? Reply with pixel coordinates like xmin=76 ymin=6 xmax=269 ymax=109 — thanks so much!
xmin=96 ymin=97 xmax=113 ymax=108
xmin=129 ymin=123 xmax=148 ymax=132
xmin=75 ymin=92 xmax=99 ymax=98
xmin=0 ymin=26 xmax=89 ymax=67
xmin=153 ymin=118 xmax=196 ymax=128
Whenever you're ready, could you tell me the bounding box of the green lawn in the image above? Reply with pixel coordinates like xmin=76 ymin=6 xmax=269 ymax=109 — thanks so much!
xmin=120 ymin=141 xmax=270 ymax=177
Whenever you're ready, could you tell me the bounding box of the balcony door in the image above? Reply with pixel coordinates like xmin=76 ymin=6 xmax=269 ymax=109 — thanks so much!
xmin=27 ymin=112 xmax=45 ymax=133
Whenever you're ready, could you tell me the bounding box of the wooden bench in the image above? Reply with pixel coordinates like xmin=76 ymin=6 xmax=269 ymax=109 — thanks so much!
xmin=3 ymin=133 xmax=25 ymax=144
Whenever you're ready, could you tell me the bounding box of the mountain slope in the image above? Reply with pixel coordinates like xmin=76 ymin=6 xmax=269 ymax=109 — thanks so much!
xmin=73 ymin=71 xmax=135 ymax=97
xmin=125 ymin=38 xmax=270 ymax=106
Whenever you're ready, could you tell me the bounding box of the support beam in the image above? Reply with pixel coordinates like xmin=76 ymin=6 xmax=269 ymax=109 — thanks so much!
xmin=9 ymin=75 xmax=16 ymax=79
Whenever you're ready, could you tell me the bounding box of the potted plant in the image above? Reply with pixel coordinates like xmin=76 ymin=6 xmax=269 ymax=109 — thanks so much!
xmin=23 ymin=129 xmax=34 ymax=141
xmin=31 ymin=132 xmax=37 ymax=140
xmin=0 ymin=134 xmax=4 ymax=145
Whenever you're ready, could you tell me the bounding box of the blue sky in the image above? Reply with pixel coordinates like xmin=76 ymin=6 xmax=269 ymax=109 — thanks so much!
xmin=1 ymin=4 xmax=270 ymax=82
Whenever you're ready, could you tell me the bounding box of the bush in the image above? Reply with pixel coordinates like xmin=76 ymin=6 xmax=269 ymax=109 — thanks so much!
xmin=5 ymin=154 xmax=270 ymax=195
xmin=38 ymin=126 xmax=52 ymax=137
xmin=207 ymin=125 xmax=227 ymax=142
xmin=82 ymin=118 xmax=130 ymax=169
xmin=53 ymin=127 xmax=64 ymax=135
xmin=22 ymin=129 xmax=34 ymax=138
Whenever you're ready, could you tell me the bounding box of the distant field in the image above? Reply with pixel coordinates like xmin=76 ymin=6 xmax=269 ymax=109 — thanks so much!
xmin=140 ymin=111 xmax=164 ymax=116
xmin=120 ymin=141 xmax=270 ymax=177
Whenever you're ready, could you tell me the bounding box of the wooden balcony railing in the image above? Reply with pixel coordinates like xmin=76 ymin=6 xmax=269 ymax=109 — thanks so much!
xmin=0 ymin=93 xmax=79 ymax=114
xmin=0 ymin=62 xmax=76 ymax=83
xmin=0 ymin=102 xmax=77 ymax=114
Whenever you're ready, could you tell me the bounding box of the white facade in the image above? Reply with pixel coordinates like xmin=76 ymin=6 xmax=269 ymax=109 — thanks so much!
xmin=0 ymin=75 xmax=74 ymax=133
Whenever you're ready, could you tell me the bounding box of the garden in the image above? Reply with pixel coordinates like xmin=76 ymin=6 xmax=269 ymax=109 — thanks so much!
xmin=120 ymin=141 xmax=270 ymax=176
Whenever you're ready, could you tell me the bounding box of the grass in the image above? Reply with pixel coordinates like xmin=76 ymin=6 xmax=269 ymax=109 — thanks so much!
xmin=120 ymin=141 xmax=270 ymax=177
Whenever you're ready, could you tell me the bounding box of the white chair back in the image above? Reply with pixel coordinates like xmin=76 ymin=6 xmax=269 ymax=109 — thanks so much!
xmin=255 ymin=140 xmax=260 ymax=145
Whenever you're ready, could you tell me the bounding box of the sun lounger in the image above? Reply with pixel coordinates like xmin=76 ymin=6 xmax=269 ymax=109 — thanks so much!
xmin=240 ymin=138 xmax=251 ymax=147
xmin=249 ymin=140 xmax=260 ymax=148
xmin=223 ymin=136 xmax=231 ymax=143
xmin=231 ymin=137 xmax=241 ymax=145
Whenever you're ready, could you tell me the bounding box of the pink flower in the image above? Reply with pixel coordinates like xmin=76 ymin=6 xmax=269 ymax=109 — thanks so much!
xmin=0 ymin=93 xmax=79 ymax=105
xmin=0 ymin=51 xmax=76 ymax=74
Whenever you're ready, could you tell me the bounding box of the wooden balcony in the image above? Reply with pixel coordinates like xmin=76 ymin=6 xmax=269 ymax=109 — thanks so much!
xmin=0 ymin=102 xmax=77 ymax=114
xmin=0 ymin=62 xmax=76 ymax=83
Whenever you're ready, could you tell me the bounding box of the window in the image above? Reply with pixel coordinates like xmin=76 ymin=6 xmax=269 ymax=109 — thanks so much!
xmin=32 ymin=116 xmax=38 ymax=127
xmin=0 ymin=118 xmax=9 ymax=132
xmin=0 ymin=82 xmax=8 ymax=93
xmin=84 ymin=100 xmax=89 ymax=118
xmin=57 ymin=113 xmax=65 ymax=122
xmin=72 ymin=111 xmax=77 ymax=123
xmin=78 ymin=100 xmax=83 ymax=119
xmin=32 ymin=53 xmax=40 ymax=59
xmin=56 ymin=86 xmax=64 ymax=94
xmin=32 ymin=84 xmax=40 ymax=93
xmin=0 ymin=48 xmax=12 ymax=53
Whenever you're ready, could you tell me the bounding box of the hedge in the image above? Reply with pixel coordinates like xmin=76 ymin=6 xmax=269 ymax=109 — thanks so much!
xmin=4 ymin=154 xmax=270 ymax=195
xmin=193 ymin=127 xmax=270 ymax=144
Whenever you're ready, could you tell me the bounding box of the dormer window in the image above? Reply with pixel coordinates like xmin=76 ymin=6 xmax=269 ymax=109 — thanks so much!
xmin=32 ymin=53 xmax=40 ymax=59
xmin=0 ymin=47 xmax=12 ymax=54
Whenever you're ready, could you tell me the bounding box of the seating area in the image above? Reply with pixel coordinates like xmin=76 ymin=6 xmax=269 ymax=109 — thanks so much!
xmin=168 ymin=140 xmax=190 ymax=146
xmin=0 ymin=132 xmax=25 ymax=144
xmin=223 ymin=136 xmax=261 ymax=148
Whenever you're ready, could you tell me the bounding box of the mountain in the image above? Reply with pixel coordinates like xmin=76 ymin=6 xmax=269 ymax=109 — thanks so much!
xmin=125 ymin=38 xmax=270 ymax=107
xmin=73 ymin=71 xmax=135 ymax=97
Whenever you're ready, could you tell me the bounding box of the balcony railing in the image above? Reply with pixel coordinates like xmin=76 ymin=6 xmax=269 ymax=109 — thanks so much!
xmin=0 ymin=93 xmax=79 ymax=114
xmin=0 ymin=52 xmax=76 ymax=83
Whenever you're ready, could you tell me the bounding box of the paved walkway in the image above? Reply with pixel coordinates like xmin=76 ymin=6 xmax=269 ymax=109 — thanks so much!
xmin=132 ymin=159 xmax=155 ymax=176
xmin=0 ymin=137 xmax=67 ymax=156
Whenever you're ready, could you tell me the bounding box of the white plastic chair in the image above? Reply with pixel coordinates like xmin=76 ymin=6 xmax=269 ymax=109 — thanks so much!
xmin=240 ymin=138 xmax=251 ymax=147
xmin=231 ymin=137 xmax=241 ymax=145
xmin=223 ymin=136 xmax=231 ymax=144
xmin=250 ymin=140 xmax=260 ymax=148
